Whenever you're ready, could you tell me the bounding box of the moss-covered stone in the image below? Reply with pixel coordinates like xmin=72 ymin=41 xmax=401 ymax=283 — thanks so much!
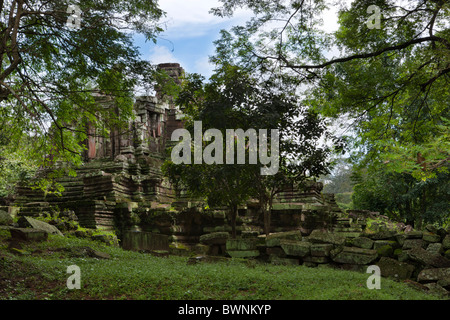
xmin=393 ymin=248 xmax=410 ymax=262
xmin=19 ymin=216 xmax=64 ymax=236
xmin=272 ymin=203 xmax=303 ymax=210
xmin=199 ymin=232 xmax=229 ymax=245
xmin=426 ymin=243 xmax=443 ymax=255
xmin=404 ymin=231 xmax=423 ymax=239
xmin=423 ymin=232 xmax=441 ymax=243
xmin=376 ymin=244 xmax=394 ymax=257
xmin=310 ymin=244 xmax=333 ymax=257
xmin=376 ymin=257 xmax=415 ymax=280
xmin=395 ymin=234 xmax=406 ymax=246
xmin=331 ymin=246 xmax=378 ymax=265
xmin=226 ymin=238 xmax=259 ymax=251
xmin=417 ymin=267 xmax=450 ymax=283
xmin=308 ymin=229 xmax=346 ymax=245
xmin=265 ymin=230 xmax=302 ymax=247
xmin=442 ymin=235 xmax=450 ymax=250
xmin=351 ymin=237 xmax=374 ymax=249
xmin=403 ymin=239 xmax=425 ymax=250
xmin=280 ymin=240 xmax=311 ymax=257
xmin=365 ymin=230 xmax=397 ymax=240
xmin=373 ymin=240 xmax=398 ymax=250
xmin=408 ymin=247 xmax=450 ymax=268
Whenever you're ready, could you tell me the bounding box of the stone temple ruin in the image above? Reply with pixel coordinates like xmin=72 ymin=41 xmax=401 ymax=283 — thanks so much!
xmin=11 ymin=63 xmax=344 ymax=250
xmin=6 ymin=63 xmax=450 ymax=296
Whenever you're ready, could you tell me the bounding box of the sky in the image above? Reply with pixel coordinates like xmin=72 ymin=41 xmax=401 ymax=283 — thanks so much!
xmin=133 ymin=0 xmax=341 ymax=79
xmin=133 ymin=0 xmax=253 ymax=79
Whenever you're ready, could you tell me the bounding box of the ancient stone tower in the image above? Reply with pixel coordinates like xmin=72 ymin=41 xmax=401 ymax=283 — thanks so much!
xmin=14 ymin=63 xmax=186 ymax=231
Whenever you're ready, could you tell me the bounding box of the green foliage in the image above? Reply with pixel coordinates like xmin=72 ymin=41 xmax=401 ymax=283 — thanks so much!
xmin=163 ymin=63 xmax=341 ymax=236
xmin=211 ymin=0 xmax=450 ymax=181
xmin=352 ymin=164 xmax=450 ymax=228
xmin=0 ymin=135 xmax=38 ymax=199
xmin=33 ymin=209 xmax=80 ymax=233
xmin=0 ymin=0 xmax=165 ymax=193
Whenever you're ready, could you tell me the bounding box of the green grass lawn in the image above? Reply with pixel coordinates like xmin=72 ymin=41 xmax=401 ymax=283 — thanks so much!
xmin=0 ymin=228 xmax=445 ymax=300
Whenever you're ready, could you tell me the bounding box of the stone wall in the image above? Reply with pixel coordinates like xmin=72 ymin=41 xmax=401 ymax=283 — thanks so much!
xmin=215 ymin=221 xmax=450 ymax=296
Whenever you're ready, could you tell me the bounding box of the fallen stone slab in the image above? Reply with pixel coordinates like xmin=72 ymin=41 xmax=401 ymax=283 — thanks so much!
xmin=426 ymin=243 xmax=443 ymax=255
xmin=365 ymin=230 xmax=398 ymax=240
xmin=19 ymin=216 xmax=64 ymax=236
xmin=331 ymin=246 xmax=378 ymax=265
xmin=10 ymin=228 xmax=48 ymax=242
xmin=310 ymin=244 xmax=333 ymax=257
xmin=199 ymin=232 xmax=229 ymax=245
xmin=417 ymin=268 xmax=450 ymax=283
xmin=404 ymin=231 xmax=423 ymax=239
xmin=407 ymin=247 xmax=450 ymax=268
xmin=376 ymin=257 xmax=415 ymax=280
xmin=402 ymin=239 xmax=425 ymax=250
xmin=280 ymin=240 xmax=311 ymax=257
xmin=265 ymin=230 xmax=302 ymax=247
xmin=226 ymin=238 xmax=259 ymax=251
xmin=373 ymin=240 xmax=399 ymax=250
xmin=422 ymin=232 xmax=441 ymax=243
xmin=351 ymin=237 xmax=374 ymax=249
xmin=308 ymin=229 xmax=346 ymax=246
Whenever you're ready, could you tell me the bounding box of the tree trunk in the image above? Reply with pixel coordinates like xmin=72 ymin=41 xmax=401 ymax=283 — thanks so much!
xmin=264 ymin=197 xmax=273 ymax=236
xmin=230 ymin=204 xmax=237 ymax=239
xmin=417 ymin=189 xmax=426 ymax=230
xmin=262 ymin=205 xmax=269 ymax=236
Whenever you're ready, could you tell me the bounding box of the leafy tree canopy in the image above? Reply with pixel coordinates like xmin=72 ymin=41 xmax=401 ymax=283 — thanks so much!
xmin=163 ymin=62 xmax=343 ymax=236
xmin=0 ymin=0 xmax=165 ymax=173
xmin=210 ymin=0 xmax=450 ymax=180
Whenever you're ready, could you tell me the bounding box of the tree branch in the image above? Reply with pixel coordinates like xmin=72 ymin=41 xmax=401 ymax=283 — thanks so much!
xmin=284 ymin=36 xmax=449 ymax=70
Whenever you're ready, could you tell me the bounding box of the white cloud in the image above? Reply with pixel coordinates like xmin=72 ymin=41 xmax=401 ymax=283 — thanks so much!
xmin=144 ymin=1 xmax=342 ymax=76
xmin=157 ymin=0 xmax=253 ymax=39
xmin=147 ymin=44 xmax=184 ymax=65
